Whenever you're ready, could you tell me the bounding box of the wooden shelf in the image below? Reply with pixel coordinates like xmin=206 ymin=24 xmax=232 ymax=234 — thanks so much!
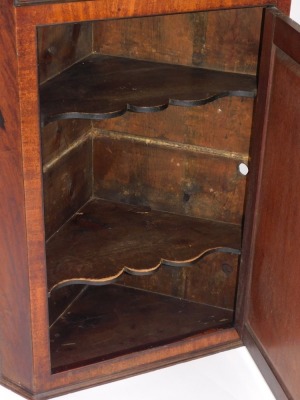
xmin=50 ymin=284 xmax=234 ymax=372
xmin=40 ymin=54 xmax=257 ymax=126
xmin=46 ymin=198 xmax=241 ymax=294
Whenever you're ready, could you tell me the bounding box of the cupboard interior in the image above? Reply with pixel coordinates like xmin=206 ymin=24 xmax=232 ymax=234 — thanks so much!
xmin=38 ymin=7 xmax=263 ymax=373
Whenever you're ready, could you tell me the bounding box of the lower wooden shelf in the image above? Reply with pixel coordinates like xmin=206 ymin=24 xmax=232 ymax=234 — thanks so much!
xmin=49 ymin=284 xmax=234 ymax=373
xmin=46 ymin=198 xmax=241 ymax=293
xmin=46 ymin=198 xmax=242 ymax=373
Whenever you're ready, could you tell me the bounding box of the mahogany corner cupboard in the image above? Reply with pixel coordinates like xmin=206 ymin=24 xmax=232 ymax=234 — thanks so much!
xmin=0 ymin=0 xmax=300 ymax=399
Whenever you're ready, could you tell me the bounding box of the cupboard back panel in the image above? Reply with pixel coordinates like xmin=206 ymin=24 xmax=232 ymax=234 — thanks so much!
xmin=93 ymin=132 xmax=247 ymax=224
xmin=93 ymin=8 xmax=263 ymax=75
xmin=94 ymin=97 xmax=253 ymax=155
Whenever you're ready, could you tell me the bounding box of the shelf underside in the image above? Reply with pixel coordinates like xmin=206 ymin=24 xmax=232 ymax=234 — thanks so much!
xmin=40 ymin=54 xmax=257 ymax=126
xmin=46 ymin=198 xmax=241 ymax=294
xmin=50 ymin=284 xmax=234 ymax=372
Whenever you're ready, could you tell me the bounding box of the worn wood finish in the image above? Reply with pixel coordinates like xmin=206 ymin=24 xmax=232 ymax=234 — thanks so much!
xmin=94 ymin=8 xmax=262 ymax=75
xmin=42 ymin=119 xmax=91 ymax=166
xmin=38 ymin=23 xmax=92 ymax=84
xmin=93 ymin=134 xmax=247 ymax=224
xmin=95 ymin=97 xmax=253 ymax=156
xmin=120 ymin=251 xmax=239 ymax=310
xmin=46 ymin=198 xmax=241 ymax=293
xmin=43 ymin=138 xmax=92 ymax=239
xmin=241 ymin=10 xmax=300 ymax=400
xmin=40 ymin=54 xmax=256 ymax=126
xmin=48 ymin=286 xmax=87 ymax=327
xmin=49 ymin=285 xmax=234 ymax=372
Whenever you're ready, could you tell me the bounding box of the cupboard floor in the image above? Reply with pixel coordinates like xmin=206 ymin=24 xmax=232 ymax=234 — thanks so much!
xmin=50 ymin=285 xmax=234 ymax=372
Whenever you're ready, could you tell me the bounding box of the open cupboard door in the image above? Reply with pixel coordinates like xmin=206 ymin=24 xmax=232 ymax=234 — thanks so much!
xmin=238 ymin=8 xmax=300 ymax=400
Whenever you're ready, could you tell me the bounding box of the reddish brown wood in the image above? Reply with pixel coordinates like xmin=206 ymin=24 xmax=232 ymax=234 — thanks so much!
xmin=241 ymin=10 xmax=300 ymax=400
xmin=235 ymin=5 xmax=279 ymax=335
xmin=0 ymin=0 xmax=35 ymax=391
xmin=276 ymin=0 xmax=291 ymax=14
xmin=15 ymin=0 xmax=276 ymax=12
xmin=0 ymin=1 xmax=295 ymax=399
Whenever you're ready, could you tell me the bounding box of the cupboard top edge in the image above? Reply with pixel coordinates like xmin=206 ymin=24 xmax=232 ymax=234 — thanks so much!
xmin=10 ymin=0 xmax=289 ymax=17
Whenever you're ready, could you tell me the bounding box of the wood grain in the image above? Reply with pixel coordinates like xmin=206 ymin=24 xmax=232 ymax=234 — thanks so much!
xmin=241 ymin=10 xmax=300 ymax=400
xmin=43 ymin=138 xmax=92 ymax=239
xmin=46 ymin=198 xmax=241 ymax=293
xmin=50 ymin=285 xmax=234 ymax=372
xmin=42 ymin=119 xmax=91 ymax=166
xmin=93 ymin=134 xmax=247 ymax=224
xmin=95 ymin=97 xmax=253 ymax=158
xmin=94 ymin=8 xmax=262 ymax=75
xmin=0 ymin=1 xmax=294 ymax=398
xmin=40 ymin=54 xmax=256 ymax=126
xmin=0 ymin=0 xmax=34 ymax=390
xmin=248 ymin=47 xmax=300 ymax=400
xmin=37 ymin=22 xmax=92 ymax=84
xmin=120 ymin=251 xmax=239 ymax=310
xmin=14 ymin=0 xmax=285 ymax=14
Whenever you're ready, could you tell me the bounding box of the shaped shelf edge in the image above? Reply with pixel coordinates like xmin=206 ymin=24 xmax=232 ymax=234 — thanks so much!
xmin=40 ymin=54 xmax=257 ymax=126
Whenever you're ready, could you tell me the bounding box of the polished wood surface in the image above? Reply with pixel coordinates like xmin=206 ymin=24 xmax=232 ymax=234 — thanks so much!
xmin=14 ymin=0 xmax=285 ymax=13
xmin=241 ymin=10 xmax=300 ymax=400
xmin=0 ymin=0 xmax=35 ymax=391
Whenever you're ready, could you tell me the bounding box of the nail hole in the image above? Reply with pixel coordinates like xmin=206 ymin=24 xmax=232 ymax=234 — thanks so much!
xmin=183 ymin=192 xmax=190 ymax=202
xmin=222 ymin=263 xmax=233 ymax=276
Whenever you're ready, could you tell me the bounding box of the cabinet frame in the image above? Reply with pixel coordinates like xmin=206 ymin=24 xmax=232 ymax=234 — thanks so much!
xmin=1 ymin=1 xmax=298 ymax=399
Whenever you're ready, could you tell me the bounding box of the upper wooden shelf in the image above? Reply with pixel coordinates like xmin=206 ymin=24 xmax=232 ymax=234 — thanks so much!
xmin=39 ymin=54 xmax=257 ymax=126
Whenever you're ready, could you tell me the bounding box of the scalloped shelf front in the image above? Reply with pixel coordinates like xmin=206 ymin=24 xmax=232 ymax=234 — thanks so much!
xmin=46 ymin=198 xmax=241 ymax=295
xmin=40 ymin=54 xmax=257 ymax=126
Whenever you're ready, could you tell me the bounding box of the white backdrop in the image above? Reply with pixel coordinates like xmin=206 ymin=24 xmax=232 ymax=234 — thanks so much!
xmin=291 ymin=0 xmax=300 ymax=22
